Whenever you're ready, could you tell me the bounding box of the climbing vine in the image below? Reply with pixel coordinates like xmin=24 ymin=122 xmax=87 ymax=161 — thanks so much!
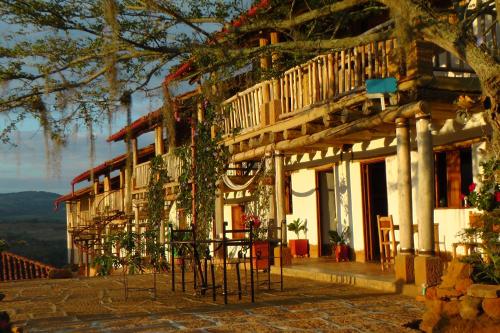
xmin=176 ymin=101 xmax=228 ymax=247
xmin=144 ymin=155 xmax=169 ymax=270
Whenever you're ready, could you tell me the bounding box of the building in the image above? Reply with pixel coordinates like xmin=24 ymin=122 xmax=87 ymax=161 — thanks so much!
xmin=56 ymin=0 xmax=498 ymax=287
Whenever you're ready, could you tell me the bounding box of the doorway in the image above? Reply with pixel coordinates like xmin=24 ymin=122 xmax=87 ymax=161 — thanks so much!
xmin=317 ymin=170 xmax=336 ymax=256
xmin=361 ymin=160 xmax=388 ymax=261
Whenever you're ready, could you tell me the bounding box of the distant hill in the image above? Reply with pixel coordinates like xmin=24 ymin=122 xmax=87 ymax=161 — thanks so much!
xmin=0 ymin=191 xmax=67 ymax=267
xmin=0 ymin=191 xmax=65 ymax=222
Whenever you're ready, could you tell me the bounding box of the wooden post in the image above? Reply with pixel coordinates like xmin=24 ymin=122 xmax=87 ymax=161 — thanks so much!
xmin=265 ymin=152 xmax=276 ymax=223
xmin=215 ymin=180 xmax=224 ymax=238
xmin=155 ymin=125 xmax=164 ymax=156
xmin=275 ymin=151 xmax=286 ymax=243
xmin=259 ymin=37 xmax=270 ymax=70
xmin=131 ymin=138 xmax=138 ymax=168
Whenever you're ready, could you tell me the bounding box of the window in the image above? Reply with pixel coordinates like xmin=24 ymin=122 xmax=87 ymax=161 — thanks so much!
xmin=435 ymin=147 xmax=473 ymax=208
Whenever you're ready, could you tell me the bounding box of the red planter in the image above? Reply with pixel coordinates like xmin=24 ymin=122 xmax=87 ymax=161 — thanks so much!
xmin=252 ymin=241 xmax=270 ymax=270
xmin=289 ymin=239 xmax=309 ymax=257
xmin=334 ymin=244 xmax=349 ymax=262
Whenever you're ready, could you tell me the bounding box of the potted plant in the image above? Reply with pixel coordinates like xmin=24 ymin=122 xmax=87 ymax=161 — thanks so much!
xmin=287 ymin=218 xmax=309 ymax=257
xmin=243 ymin=213 xmax=270 ymax=270
xmin=329 ymin=226 xmax=350 ymax=262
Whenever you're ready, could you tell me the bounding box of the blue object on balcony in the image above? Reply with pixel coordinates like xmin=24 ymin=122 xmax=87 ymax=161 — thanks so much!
xmin=366 ymin=78 xmax=397 ymax=94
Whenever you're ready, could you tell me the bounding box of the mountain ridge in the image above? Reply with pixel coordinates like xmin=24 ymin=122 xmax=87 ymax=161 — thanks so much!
xmin=0 ymin=191 xmax=65 ymax=222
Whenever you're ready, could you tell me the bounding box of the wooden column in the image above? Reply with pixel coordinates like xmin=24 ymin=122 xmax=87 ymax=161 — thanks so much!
xmin=131 ymin=138 xmax=138 ymax=168
xmin=124 ymin=167 xmax=132 ymax=214
xmin=259 ymin=37 xmax=270 ymax=70
xmin=215 ymin=180 xmax=225 ymax=238
xmin=155 ymin=125 xmax=164 ymax=156
xmin=104 ymin=175 xmax=111 ymax=192
xmin=275 ymin=150 xmax=286 ymax=243
xmin=134 ymin=204 xmax=141 ymax=252
xmin=265 ymin=152 xmax=276 ymax=226
xmin=270 ymin=31 xmax=280 ymax=99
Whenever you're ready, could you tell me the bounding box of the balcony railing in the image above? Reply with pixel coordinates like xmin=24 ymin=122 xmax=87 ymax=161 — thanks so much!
xmin=134 ymin=153 xmax=184 ymax=189
xmin=1 ymin=251 xmax=55 ymax=282
xmin=222 ymin=38 xmax=399 ymax=136
xmin=93 ymin=189 xmax=123 ymax=215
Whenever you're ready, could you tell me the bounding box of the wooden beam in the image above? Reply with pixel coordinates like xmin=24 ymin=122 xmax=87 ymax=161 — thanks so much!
xmin=301 ymin=122 xmax=324 ymax=135
xmin=230 ymin=101 xmax=428 ymax=162
xmin=258 ymin=133 xmax=272 ymax=146
xmin=223 ymin=92 xmax=368 ymax=146
xmin=228 ymin=144 xmax=240 ymax=155
xmin=239 ymin=140 xmax=249 ymax=152
xmin=283 ymin=129 xmax=301 ymax=140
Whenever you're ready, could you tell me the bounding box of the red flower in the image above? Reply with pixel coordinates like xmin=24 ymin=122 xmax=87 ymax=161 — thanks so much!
xmin=460 ymin=193 xmax=466 ymax=200
xmin=496 ymin=191 xmax=500 ymax=203
xmin=468 ymin=183 xmax=477 ymax=193
xmin=252 ymin=219 xmax=261 ymax=229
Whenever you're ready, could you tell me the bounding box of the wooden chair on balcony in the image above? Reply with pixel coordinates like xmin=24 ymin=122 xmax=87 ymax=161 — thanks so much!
xmin=377 ymin=215 xmax=398 ymax=271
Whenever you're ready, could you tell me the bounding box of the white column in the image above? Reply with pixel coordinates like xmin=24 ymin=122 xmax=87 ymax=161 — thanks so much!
xmin=396 ymin=118 xmax=414 ymax=254
xmin=416 ymin=113 xmax=435 ymax=255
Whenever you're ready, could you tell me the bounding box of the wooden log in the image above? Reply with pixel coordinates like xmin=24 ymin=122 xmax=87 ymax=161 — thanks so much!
xmin=301 ymin=122 xmax=324 ymax=135
xmin=283 ymin=129 xmax=302 ymax=140
xmin=230 ymin=101 xmax=428 ymax=162
xmin=270 ymin=131 xmax=283 ymax=143
xmin=228 ymin=144 xmax=240 ymax=155
xmin=239 ymin=140 xmax=249 ymax=152
xmin=258 ymin=133 xmax=272 ymax=146
xmin=327 ymin=53 xmax=334 ymax=99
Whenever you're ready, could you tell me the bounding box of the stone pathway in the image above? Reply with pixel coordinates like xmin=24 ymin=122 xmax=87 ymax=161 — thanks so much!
xmin=0 ymin=272 xmax=424 ymax=332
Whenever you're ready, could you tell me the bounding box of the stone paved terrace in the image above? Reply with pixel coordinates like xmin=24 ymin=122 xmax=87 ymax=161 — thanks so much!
xmin=0 ymin=273 xmax=424 ymax=332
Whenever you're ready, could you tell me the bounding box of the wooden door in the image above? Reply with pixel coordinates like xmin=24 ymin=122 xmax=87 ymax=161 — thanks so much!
xmin=231 ymin=205 xmax=245 ymax=239
xmin=361 ymin=161 xmax=388 ymax=261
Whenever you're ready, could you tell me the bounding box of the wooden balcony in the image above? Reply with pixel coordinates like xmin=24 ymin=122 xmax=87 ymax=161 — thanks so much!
xmin=220 ymin=37 xmax=485 ymax=154
xmin=92 ymin=189 xmax=124 ymax=215
xmin=133 ymin=152 xmax=185 ymax=191
xmin=222 ymin=38 xmax=400 ymax=137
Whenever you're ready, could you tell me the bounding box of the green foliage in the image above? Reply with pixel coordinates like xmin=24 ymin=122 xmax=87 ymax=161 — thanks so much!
xmin=145 ymin=156 xmax=168 ymax=270
xmin=92 ymin=253 xmax=115 ymax=276
xmin=329 ymin=226 xmax=350 ymax=245
xmin=0 ymin=239 xmax=8 ymax=253
xmin=287 ymin=218 xmax=308 ymax=239
xmin=467 ymin=158 xmax=500 ymax=212
xmin=176 ymin=102 xmax=228 ymax=250
xmin=459 ymin=156 xmax=500 ymax=284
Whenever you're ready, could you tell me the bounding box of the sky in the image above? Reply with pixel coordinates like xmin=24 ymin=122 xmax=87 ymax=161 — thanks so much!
xmin=0 ymin=1 xmax=255 ymax=195
xmin=0 ymin=96 xmax=161 ymax=195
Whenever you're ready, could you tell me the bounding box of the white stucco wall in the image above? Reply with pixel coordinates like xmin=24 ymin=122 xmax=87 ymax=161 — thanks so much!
xmin=333 ymin=160 xmax=364 ymax=253
xmin=286 ymin=168 xmax=318 ymax=244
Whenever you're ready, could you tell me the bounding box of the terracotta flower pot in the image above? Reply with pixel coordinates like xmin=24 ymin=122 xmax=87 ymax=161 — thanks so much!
xmin=333 ymin=244 xmax=349 ymax=262
xmin=252 ymin=241 xmax=269 ymax=270
xmin=289 ymin=239 xmax=309 ymax=257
